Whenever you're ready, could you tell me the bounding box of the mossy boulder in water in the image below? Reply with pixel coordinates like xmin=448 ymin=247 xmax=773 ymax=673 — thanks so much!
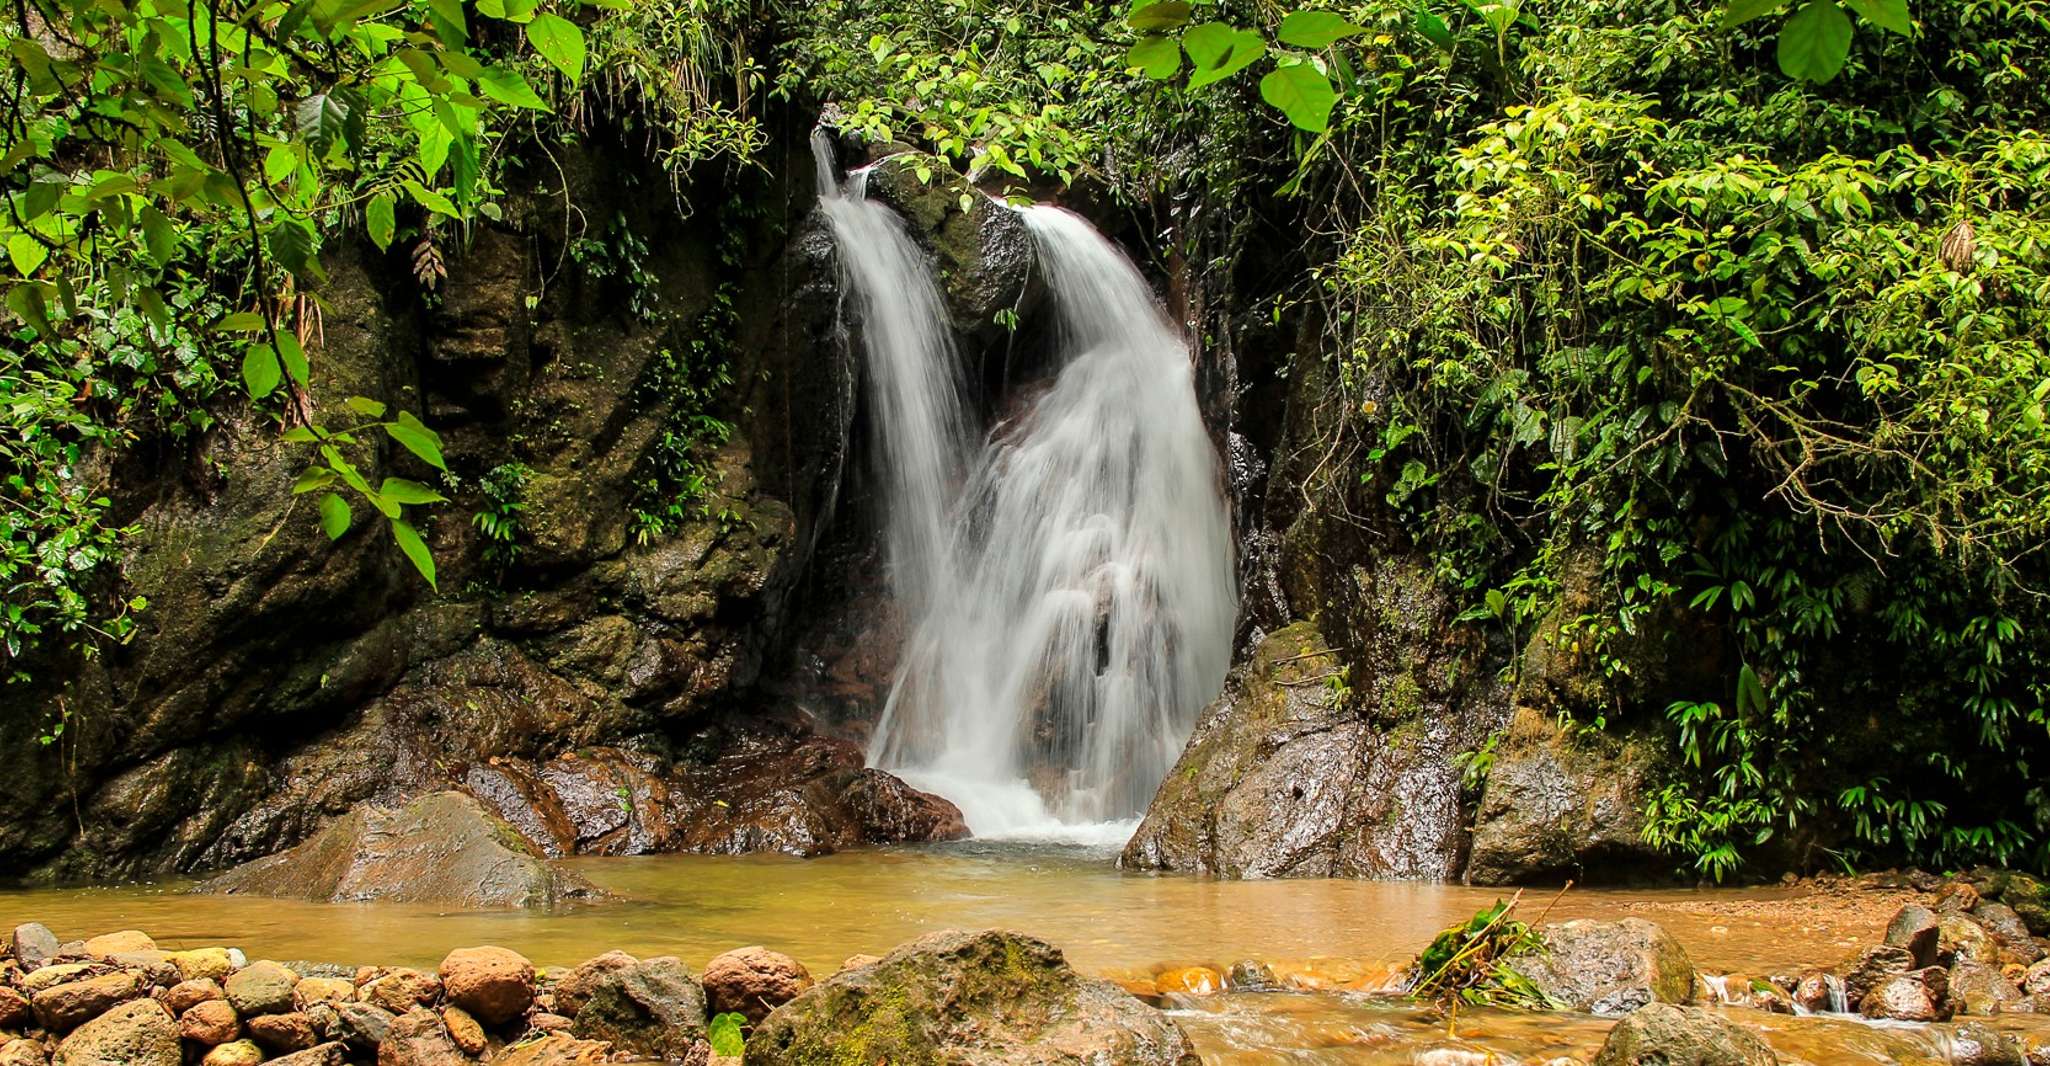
xmin=1590 ymin=1003 xmax=1778 ymax=1066
xmin=195 ymin=792 xmax=598 ymax=909
xmin=748 ymin=929 xmax=1197 ymax=1066
xmin=1504 ymin=918 xmax=1696 ymax=1014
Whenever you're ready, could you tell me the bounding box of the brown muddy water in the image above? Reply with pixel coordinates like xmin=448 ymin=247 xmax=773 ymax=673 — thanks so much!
xmin=3 ymin=839 xmax=2044 ymax=1063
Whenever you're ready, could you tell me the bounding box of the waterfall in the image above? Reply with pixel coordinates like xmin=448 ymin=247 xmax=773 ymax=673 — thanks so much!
xmin=814 ymin=134 xmax=1235 ymax=840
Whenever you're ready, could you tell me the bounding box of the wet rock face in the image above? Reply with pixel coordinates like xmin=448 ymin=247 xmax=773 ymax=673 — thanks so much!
xmin=461 ymin=729 xmax=965 ymax=862
xmin=1123 ymin=617 xmax=1493 ymax=879
xmin=1466 ymin=708 xmax=1668 ymax=885
xmin=1589 ymin=1003 xmax=1778 ymax=1066
xmin=195 ymin=792 xmax=598 ymax=909
xmin=1506 ymin=918 xmax=1697 ymax=1013
xmin=861 ymin=152 xmax=1044 ymax=349
xmin=749 ymin=929 xmax=1198 ymax=1066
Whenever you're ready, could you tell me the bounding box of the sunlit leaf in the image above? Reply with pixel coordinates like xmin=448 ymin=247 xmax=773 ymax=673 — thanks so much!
xmin=1277 ymin=11 xmax=1368 ymax=48
xmin=1778 ymin=0 xmax=1853 ymax=82
xmin=243 ymin=344 xmax=283 ymax=399
xmin=1260 ymin=61 xmax=1338 ymax=132
xmin=1125 ymin=35 xmax=1182 ymax=78
xmin=318 ymin=492 xmax=352 ymax=539
xmin=391 ymin=518 xmax=437 ymax=589
xmin=526 ymin=13 xmax=586 ymax=84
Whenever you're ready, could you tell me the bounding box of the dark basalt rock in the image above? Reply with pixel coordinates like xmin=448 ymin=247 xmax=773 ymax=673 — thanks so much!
xmin=749 ymin=929 xmax=1197 ymax=1066
xmin=861 ymin=152 xmax=1045 ymax=348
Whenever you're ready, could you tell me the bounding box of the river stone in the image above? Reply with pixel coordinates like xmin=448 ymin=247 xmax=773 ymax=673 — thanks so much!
xmin=293 ymin=977 xmax=354 ymax=1009
xmin=1861 ymin=973 xmax=1947 ymax=1022
xmin=701 ymin=946 xmax=812 ymax=1025
xmin=1950 ymin=1021 xmax=2028 ymax=1066
xmin=1942 ymin=914 xmax=2002 ymax=966
xmin=200 ymin=1041 xmax=263 ymax=1066
xmin=0 ymin=987 xmax=29 ymax=1029
xmin=265 ymin=1044 xmax=347 ymax=1066
xmin=440 ymin=1007 xmax=486 ymax=1056
xmin=379 ymin=1008 xmax=468 ymax=1066
xmin=165 ymin=977 xmax=224 ymax=1016
xmin=1952 ymin=960 xmax=2027 ymax=1015
xmin=168 ymin=949 xmax=235 ymax=983
xmin=79 ymin=932 xmax=153 ymax=959
xmin=363 ymin=969 xmax=441 ymax=1015
xmin=1840 ymin=944 xmax=1914 ymax=1005
xmin=1504 ymin=918 xmax=1695 ymax=1012
xmin=198 ymin=792 xmax=598 ymax=909
xmin=490 ymin=1034 xmax=611 ymax=1065
xmin=32 ymin=971 xmax=148 ymax=1031
xmin=21 ymin=966 xmax=91 ymax=995
xmin=749 ymin=929 xmax=1199 ymax=1066
xmin=246 ymin=1010 xmax=317 ymax=1052
xmin=1974 ymin=902 xmax=2045 ymax=963
xmin=562 ymin=953 xmax=707 ymax=1062
xmin=177 ymin=999 xmax=240 ymax=1045
xmin=52 ymin=999 xmax=179 ymax=1066
xmin=0 ymin=1038 xmax=45 ymax=1066
xmin=225 ymin=961 xmax=299 ymax=1016
xmin=439 ymin=946 xmax=535 ymax=1025
xmin=1885 ymin=904 xmax=1942 ymax=968
xmin=1589 ymin=1003 xmax=1777 ymax=1066
xmin=331 ymin=1001 xmax=398 ymax=1052
xmin=8 ymin=925 xmax=59 ymax=970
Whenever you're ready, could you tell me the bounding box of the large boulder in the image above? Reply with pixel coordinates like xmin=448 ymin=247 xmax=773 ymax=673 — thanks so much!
xmin=1505 ymin=918 xmax=1696 ymax=1013
xmin=32 ymin=971 xmax=148 ymax=1031
xmin=1590 ymin=1003 xmax=1778 ymax=1066
xmin=701 ymin=946 xmax=812 ymax=1025
xmin=1123 ymin=620 xmax=1491 ymax=879
xmin=861 ymin=152 xmax=1043 ymax=347
xmin=748 ymin=929 xmax=1197 ymax=1066
xmin=1466 ymin=708 xmax=1669 ymax=884
xmin=52 ymin=999 xmax=180 ymax=1066
xmin=196 ymin=792 xmax=598 ymax=909
xmin=558 ymin=953 xmax=707 ymax=1062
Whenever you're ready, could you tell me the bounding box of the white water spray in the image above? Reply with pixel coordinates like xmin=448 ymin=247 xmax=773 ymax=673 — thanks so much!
xmin=814 ymin=135 xmax=1235 ymax=840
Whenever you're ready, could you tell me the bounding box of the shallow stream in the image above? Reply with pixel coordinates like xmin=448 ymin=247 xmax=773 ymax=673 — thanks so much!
xmin=3 ymin=840 xmax=2043 ymax=1063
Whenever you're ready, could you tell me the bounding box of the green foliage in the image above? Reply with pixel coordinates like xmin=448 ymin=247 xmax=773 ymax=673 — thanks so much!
xmin=1314 ymin=0 xmax=2050 ymax=876
xmin=1407 ymin=897 xmax=1562 ymax=1009
xmin=707 ymin=1011 xmax=746 ymax=1057
xmin=472 ymin=461 xmax=530 ymax=572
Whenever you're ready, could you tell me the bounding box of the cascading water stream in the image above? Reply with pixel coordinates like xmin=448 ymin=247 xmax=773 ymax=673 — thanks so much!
xmin=814 ymin=133 xmax=1235 ymax=840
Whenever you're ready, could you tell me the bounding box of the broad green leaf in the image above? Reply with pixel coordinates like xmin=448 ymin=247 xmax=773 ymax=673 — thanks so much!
xmin=243 ymin=344 xmax=283 ymax=399
xmin=1260 ymin=61 xmax=1338 ymax=132
xmin=1737 ymin=663 xmax=1770 ymax=717
xmin=22 ymin=181 xmax=60 ymax=221
xmin=1277 ymin=11 xmax=1368 ymax=48
xmin=403 ymin=180 xmax=461 ymax=218
xmin=217 ymin=312 xmax=268 ymax=332
xmin=708 ymin=1013 xmax=745 ymax=1057
xmin=141 ymin=206 xmax=176 ymax=266
xmin=426 ymin=0 xmax=467 ymax=43
xmin=1777 ymin=0 xmax=1853 ymax=82
xmin=478 ymin=66 xmax=550 ymax=110
xmin=366 ymin=193 xmax=397 ymax=250
xmin=1183 ymin=24 xmax=1267 ymax=89
xmin=391 ymin=518 xmax=437 ymax=589
xmin=1129 ymin=0 xmax=1194 ymax=32
xmin=1721 ymin=0 xmax=1786 ymax=27
xmin=282 ymin=426 xmax=321 ymax=443
xmin=526 ymin=14 xmax=586 ymax=84
xmin=1485 ymin=588 xmax=1508 ymax=618
xmin=6 ymin=283 xmax=53 ymax=339
xmin=380 ymin=477 xmax=448 ymax=505
xmin=278 ymin=332 xmax=310 ymax=386
xmin=1415 ymin=7 xmax=1456 ymax=50
xmin=269 ymin=220 xmax=323 ymax=283
xmin=292 ymin=467 xmax=336 ymax=493
xmin=7 ymin=234 xmax=48 ymax=276
xmin=385 ymin=420 xmax=448 ymax=470
xmin=296 ymin=93 xmax=352 ymax=159
xmin=318 ymin=492 xmax=352 ymax=539
xmin=1844 ymin=0 xmax=1912 ymax=35
xmin=264 ymin=145 xmax=299 ymax=185
xmin=346 ymin=396 xmax=388 ymax=417
xmin=1125 ymin=35 xmax=1182 ymax=78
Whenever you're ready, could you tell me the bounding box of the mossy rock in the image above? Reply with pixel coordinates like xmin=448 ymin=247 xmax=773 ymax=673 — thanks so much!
xmin=749 ymin=929 xmax=1196 ymax=1066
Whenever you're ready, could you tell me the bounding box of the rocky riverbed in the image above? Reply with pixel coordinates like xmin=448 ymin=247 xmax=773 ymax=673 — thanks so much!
xmin=5 ymin=868 xmax=2050 ymax=1064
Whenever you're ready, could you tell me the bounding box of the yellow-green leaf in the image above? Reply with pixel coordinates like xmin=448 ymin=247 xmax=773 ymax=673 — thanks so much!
xmin=1125 ymin=35 xmax=1182 ymax=79
xmin=7 ymin=234 xmax=48 ymax=276
xmin=1277 ymin=10 xmax=1368 ymax=48
xmin=243 ymin=343 xmax=283 ymax=399
xmin=1260 ymin=61 xmax=1338 ymax=132
xmin=366 ymin=192 xmax=397 ymax=250
xmin=318 ymin=492 xmax=352 ymax=539
xmin=380 ymin=477 xmax=448 ymax=505
xmin=525 ymin=13 xmax=586 ymax=84
xmin=391 ymin=518 xmax=437 ymax=589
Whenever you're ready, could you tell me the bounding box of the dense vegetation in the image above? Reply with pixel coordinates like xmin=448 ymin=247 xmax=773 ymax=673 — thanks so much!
xmin=5 ymin=0 xmax=2048 ymax=879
